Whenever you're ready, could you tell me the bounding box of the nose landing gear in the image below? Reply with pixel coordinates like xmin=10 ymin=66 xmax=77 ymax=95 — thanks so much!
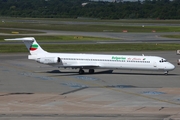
xmin=164 ymin=71 xmax=168 ymax=75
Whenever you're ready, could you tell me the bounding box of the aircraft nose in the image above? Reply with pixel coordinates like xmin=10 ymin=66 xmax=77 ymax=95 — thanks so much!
xmin=166 ymin=63 xmax=175 ymax=71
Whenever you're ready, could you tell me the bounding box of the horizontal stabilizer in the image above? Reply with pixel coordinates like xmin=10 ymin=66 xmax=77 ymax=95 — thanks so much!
xmin=4 ymin=37 xmax=47 ymax=55
xmin=4 ymin=37 xmax=35 ymax=41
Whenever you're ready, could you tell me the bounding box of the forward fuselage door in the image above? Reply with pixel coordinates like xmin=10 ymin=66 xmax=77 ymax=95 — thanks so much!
xmin=153 ymin=62 xmax=157 ymax=68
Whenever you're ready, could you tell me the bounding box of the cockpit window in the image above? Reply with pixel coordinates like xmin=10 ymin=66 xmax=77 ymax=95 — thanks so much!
xmin=159 ymin=59 xmax=167 ymax=63
xmin=163 ymin=59 xmax=167 ymax=62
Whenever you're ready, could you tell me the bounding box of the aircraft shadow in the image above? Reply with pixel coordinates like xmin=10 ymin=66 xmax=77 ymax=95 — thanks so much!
xmin=45 ymin=69 xmax=178 ymax=76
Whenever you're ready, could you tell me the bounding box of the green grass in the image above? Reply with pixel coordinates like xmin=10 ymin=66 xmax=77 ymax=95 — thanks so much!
xmin=0 ymin=43 xmax=179 ymax=53
xmin=0 ymin=35 xmax=116 ymax=42
xmin=0 ymin=18 xmax=180 ymax=41
xmin=24 ymin=35 xmax=115 ymax=41
xmin=2 ymin=17 xmax=180 ymax=24
xmin=1 ymin=18 xmax=180 ymax=32
xmin=161 ymin=35 xmax=180 ymax=39
xmin=0 ymin=28 xmax=44 ymax=34
xmin=1 ymin=22 xmax=179 ymax=32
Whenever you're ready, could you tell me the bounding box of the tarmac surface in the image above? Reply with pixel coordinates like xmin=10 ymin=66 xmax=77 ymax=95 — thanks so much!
xmin=0 ymin=51 xmax=180 ymax=120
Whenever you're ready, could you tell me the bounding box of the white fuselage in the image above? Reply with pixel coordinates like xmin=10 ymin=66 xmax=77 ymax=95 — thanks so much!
xmin=29 ymin=52 xmax=175 ymax=72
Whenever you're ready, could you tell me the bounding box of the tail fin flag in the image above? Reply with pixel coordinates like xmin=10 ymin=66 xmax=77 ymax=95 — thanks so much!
xmin=4 ymin=37 xmax=47 ymax=55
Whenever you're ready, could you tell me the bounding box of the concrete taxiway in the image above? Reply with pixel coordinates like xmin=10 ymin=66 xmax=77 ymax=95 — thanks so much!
xmin=0 ymin=51 xmax=180 ymax=120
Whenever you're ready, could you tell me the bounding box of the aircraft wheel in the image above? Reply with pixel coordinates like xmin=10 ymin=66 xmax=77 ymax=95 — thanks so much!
xmin=164 ymin=71 xmax=168 ymax=75
xmin=79 ymin=69 xmax=85 ymax=74
xmin=89 ymin=69 xmax=94 ymax=74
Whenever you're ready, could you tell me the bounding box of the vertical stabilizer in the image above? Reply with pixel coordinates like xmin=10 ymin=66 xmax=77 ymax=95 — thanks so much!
xmin=4 ymin=37 xmax=47 ymax=55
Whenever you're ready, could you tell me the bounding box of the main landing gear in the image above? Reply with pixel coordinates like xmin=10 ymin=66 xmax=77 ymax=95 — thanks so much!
xmin=78 ymin=69 xmax=95 ymax=74
xmin=79 ymin=69 xmax=84 ymax=74
xmin=89 ymin=69 xmax=94 ymax=74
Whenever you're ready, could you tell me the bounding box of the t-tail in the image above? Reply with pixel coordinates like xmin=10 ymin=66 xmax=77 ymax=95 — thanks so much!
xmin=4 ymin=37 xmax=47 ymax=55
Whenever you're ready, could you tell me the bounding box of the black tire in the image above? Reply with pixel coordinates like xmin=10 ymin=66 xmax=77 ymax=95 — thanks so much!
xmin=89 ymin=69 xmax=94 ymax=74
xmin=79 ymin=69 xmax=84 ymax=74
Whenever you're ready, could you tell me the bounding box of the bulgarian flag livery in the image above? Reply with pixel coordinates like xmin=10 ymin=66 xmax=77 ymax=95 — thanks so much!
xmin=30 ymin=44 xmax=38 ymax=51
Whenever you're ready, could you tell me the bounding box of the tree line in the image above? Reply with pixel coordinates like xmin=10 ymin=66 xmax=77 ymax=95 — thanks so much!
xmin=0 ymin=0 xmax=180 ymax=19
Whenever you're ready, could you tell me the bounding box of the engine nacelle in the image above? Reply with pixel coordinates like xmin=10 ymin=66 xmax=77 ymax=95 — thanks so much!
xmin=36 ymin=57 xmax=61 ymax=64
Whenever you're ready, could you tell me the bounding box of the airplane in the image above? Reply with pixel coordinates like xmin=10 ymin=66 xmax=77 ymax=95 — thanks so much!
xmin=5 ymin=37 xmax=175 ymax=75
